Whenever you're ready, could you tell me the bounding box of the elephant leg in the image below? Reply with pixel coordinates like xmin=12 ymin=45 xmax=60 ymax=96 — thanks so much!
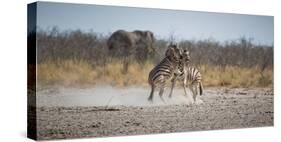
xmin=122 ymin=57 xmax=130 ymax=74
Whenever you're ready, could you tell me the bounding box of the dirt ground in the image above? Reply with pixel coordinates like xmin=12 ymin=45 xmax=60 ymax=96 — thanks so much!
xmin=35 ymin=87 xmax=273 ymax=140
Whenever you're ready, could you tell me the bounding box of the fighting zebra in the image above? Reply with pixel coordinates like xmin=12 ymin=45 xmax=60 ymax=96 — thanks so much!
xmin=148 ymin=44 xmax=182 ymax=102
xmin=169 ymin=49 xmax=204 ymax=103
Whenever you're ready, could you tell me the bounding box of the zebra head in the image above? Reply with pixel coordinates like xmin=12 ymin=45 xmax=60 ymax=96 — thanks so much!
xmin=165 ymin=43 xmax=182 ymax=63
xmin=182 ymin=49 xmax=191 ymax=63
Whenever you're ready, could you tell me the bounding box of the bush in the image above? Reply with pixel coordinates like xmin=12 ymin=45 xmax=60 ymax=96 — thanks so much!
xmin=34 ymin=28 xmax=273 ymax=88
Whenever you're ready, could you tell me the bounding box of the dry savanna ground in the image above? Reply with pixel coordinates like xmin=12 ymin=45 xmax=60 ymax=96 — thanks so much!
xmin=34 ymin=58 xmax=273 ymax=140
xmin=33 ymin=87 xmax=273 ymax=140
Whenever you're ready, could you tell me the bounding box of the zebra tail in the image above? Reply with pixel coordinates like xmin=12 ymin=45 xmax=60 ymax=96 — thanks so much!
xmin=199 ymin=82 xmax=203 ymax=95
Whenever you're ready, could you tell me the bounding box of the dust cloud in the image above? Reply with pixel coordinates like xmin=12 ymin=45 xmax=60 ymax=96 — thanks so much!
xmin=37 ymin=86 xmax=198 ymax=107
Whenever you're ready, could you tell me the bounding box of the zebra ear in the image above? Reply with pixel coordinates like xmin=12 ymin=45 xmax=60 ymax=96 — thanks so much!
xmin=174 ymin=43 xmax=178 ymax=48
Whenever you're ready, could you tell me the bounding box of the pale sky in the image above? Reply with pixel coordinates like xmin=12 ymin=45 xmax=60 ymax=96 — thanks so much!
xmin=36 ymin=2 xmax=274 ymax=45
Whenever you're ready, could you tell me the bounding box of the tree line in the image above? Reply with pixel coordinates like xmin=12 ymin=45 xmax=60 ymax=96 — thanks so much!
xmin=35 ymin=28 xmax=273 ymax=73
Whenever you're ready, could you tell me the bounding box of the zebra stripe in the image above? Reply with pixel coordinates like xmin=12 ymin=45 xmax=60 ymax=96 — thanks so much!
xmin=169 ymin=50 xmax=204 ymax=103
xmin=148 ymin=44 xmax=182 ymax=102
xmin=184 ymin=67 xmax=202 ymax=87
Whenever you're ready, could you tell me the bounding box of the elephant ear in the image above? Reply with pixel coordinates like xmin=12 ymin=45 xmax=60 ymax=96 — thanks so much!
xmin=145 ymin=31 xmax=156 ymax=53
xmin=146 ymin=31 xmax=155 ymax=42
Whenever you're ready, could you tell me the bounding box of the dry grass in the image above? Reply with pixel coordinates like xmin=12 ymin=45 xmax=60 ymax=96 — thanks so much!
xmin=37 ymin=60 xmax=273 ymax=88
xmin=200 ymin=65 xmax=273 ymax=88
xmin=37 ymin=59 xmax=154 ymax=87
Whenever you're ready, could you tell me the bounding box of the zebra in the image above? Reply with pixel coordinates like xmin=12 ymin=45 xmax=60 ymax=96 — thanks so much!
xmin=147 ymin=44 xmax=182 ymax=102
xmin=169 ymin=49 xmax=204 ymax=103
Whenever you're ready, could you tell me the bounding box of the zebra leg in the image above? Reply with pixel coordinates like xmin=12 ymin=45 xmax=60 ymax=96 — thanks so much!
xmin=182 ymin=77 xmax=188 ymax=96
xmin=193 ymin=84 xmax=198 ymax=103
xmin=148 ymin=84 xmax=155 ymax=101
xmin=195 ymin=83 xmax=204 ymax=104
xmin=189 ymin=85 xmax=195 ymax=104
xmin=159 ymin=83 xmax=166 ymax=103
xmin=169 ymin=76 xmax=176 ymax=98
xmin=199 ymin=82 xmax=203 ymax=96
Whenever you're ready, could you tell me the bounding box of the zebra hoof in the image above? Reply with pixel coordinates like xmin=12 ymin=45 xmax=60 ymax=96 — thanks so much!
xmin=195 ymin=99 xmax=204 ymax=105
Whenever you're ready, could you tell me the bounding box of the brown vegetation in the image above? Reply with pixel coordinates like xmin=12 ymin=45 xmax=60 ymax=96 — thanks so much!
xmin=37 ymin=60 xmax=272 ymax=88
xmin=35 ymin=28 xmax=273 ymax=87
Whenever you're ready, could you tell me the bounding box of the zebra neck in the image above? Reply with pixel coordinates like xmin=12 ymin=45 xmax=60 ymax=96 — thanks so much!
xmin=164 ymin=57 xmax=178 ymax=66
xmin=183 ymin=62 xmax=190 ymax=68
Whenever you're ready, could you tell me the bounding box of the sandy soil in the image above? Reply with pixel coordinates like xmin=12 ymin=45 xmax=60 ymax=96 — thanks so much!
xmin=34 ymin=87 xmax=273 ymax=140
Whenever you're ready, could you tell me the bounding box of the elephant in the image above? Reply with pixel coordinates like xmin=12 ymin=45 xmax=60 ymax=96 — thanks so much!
xmin=107 ymin=30 xmax=156 ymax=73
